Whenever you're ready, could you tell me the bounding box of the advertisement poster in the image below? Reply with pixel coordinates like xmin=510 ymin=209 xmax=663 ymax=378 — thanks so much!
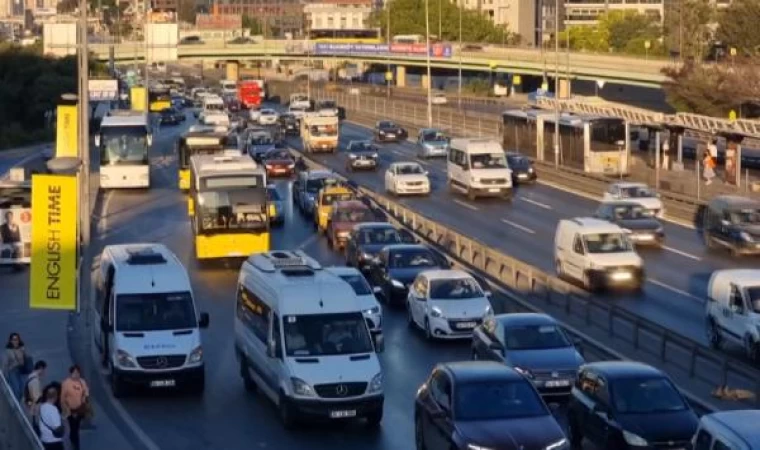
xmin=0 ymin=207 xmax=32 ymax=265
xmin=30 ymin=175 xmax=78 ymax=311
xmin=55 ymin=104 xmax=78 ymax=158
xmin=313 ymin=43 xmax=453 ymax=58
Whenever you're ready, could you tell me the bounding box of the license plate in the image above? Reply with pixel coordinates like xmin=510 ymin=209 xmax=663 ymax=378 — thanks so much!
xmin=545 ymin=380 xmax=571 ymax=388
xmin=150 ymin=379 xmax=176 ymax=388
xmin=456 ymin=322 xmax=477 ymax=329
xmin=488 ymin=188 xmax=500 ymax=193
xmin=329 ymin=409 xmax=357 ymax=419
xmin=517 ymin=173 xmax=528 ymax=178
xmin=386 ymin=134 xmax=395 ymax=138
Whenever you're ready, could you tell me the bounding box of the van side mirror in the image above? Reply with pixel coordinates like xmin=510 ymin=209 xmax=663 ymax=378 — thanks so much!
xmin=373 ymin=333 xmax=384 ymax=353
xmin=147 ymin=134 xmax=153 ymax=147
xmin=373 ymin=286 xmax=383 ymax=296
xmin=198 ymin=312 xmax=210 ymax=329
xmin=103 ymin=321 xmax=113 ymax=333
xmin=94 ymin=135 xmax=101 ymax=147
xmin=267 ymin=339 xmax=282 ymax=358
xmin=721 ymin=219 xmax=730 ymax=227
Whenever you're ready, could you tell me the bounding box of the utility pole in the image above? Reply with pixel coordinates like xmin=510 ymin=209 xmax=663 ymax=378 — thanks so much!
xmin=77 ymin=0 xmax=91 ymax=313
xmin=386 ymin=3 xmax=391 ymax=98
xmin=438 ymin=0 xmax=442 ymax=39
xmin=457 ymin=1 xmax=462 ymax=108
xmin=425 ymin=0 xmax=433 ymax=127
xmin=553 ymin=0 xmax=559 ymax=168
xmin=143 ymin=0 xmax=150 ymax=112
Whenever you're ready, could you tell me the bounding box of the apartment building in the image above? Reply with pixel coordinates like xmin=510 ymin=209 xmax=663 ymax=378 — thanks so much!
xmin=455 ymin=0 xmax=537 ymax=46
xmin=303 ymin=0 xmax=373 ymax=30
xmin=563 ymin=0 xmax=664 ymax=26
xmin=213 ymin=0 xmax=303 ymax=35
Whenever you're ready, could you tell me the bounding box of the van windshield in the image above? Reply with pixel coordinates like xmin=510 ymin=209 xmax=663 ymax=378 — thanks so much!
xmin=729 ymin=209 xmax=760 ymax=224
xmin=745 ymin=287 xmax=760 ymax=313
xmin=470 ymin=153 xmax=507 ymax=169
xmin=283 ymin=312 xmax=373 ymax=356
xmin=583 ymin=233 xmax=632 ymax=253
xmin=116 ymin=292 xmax=197 ymax=331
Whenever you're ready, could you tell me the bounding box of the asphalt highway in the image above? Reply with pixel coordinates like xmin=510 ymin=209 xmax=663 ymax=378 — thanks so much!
xmin=286 ymin=119 xmax=760 ymax=363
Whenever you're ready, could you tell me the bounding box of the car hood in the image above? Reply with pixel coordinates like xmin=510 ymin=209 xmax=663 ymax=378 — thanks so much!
xmin=388 ymin=266 xmax=439 ymax=284
xmin=456 ymin=415 xmax=565 ymax=450
xmin=429 ymin=297 xmax=491 ymax=320
xmin=586 ymin=252 xmax=642 ymax=267
xmin=736 ymin=223 xmax=760 ymax=236
xmin=616 ymin=218 xmax=661 ymax=231
xmin=395 ymin=174 xmax=429 ymax=183
xmin=506 ymin=347 xmax=584 ymax=372
xmin=250 ymin=144 xmax=275 ymax=152
xmin=617 ymin=410 xmax=698 ymax=444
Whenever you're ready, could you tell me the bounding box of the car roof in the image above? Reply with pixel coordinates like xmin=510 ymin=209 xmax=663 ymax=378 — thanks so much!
xmin=353 ymin=222 xmax=396 ymax=231
xmin=704 ymin=410 xmax=760 ymax=446
xmin=709 ymin=195 xmax=760 ymax=210
xmin=495 ymin=313 xmax=557 ymax=327
xmin=582 ymin=361 xmax=664 ymax=379
xmin=384 ymin=244 xmax=428 ymax=252
xmin=442 ymin=361 xmax=524 ymax=383
xmin=422 ymin=269 xmax=472 ymax=281
xmin=600 ymin=200 xmax=648 ymax=208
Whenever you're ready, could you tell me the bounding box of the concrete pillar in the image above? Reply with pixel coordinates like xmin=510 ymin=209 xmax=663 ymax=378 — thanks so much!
xmin=421 ymin=73 xmax=429 ymax=89
xmin=226 ymin=61 xmax=240 ymax=82
xmin=396 ymin=66 xmax=406 ymax=87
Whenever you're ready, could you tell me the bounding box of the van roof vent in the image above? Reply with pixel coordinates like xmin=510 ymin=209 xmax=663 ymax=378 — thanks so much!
xmin=248 ymin=250 xmax=322 ymax=273
xmin=125 ymin=247 xmax=167 ymax=265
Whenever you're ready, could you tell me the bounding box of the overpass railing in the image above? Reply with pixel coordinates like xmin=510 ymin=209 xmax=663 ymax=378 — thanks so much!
xmin=0 ymin=372 xmax=44 ymax=450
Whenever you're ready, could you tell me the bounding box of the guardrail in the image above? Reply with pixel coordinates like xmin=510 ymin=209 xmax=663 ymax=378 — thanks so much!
xmin=0 ymin=372 xmax=44 ymax=450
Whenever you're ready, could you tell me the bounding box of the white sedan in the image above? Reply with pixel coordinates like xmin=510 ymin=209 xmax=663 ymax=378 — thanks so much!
xmin=603 ymin=181 xmax=664 ymax=218
xmin=431 ymin=93 xmax=447 ymax=105
xmin=258 ymin=108 xmax=279 ymax=125
xmin=384 ymin=162 xmax=430 ymax=195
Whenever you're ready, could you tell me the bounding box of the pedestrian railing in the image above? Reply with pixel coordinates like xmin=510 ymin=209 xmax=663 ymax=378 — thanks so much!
xmin=0 ymin=372 xmax=44 ymax=450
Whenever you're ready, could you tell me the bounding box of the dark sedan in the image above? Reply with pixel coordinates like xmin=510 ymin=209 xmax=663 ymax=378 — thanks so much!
xmin=373 ymin=120 xmax=407 ymax=143
xmin=367 ymin=244 xmax=448 ymax=306
xmin=507 ymin=152 xmax=537 ymax=185
xmin=279 ymin=113 xmax=300 ymax=135
xmin=346 ymin=140 xmax=379 ymax=172
xmin=595 ymin=201 xmax=665 ymax=247
xmin=345 ymin=223 xmax=415 ymax=272
xmin=159 ymin=108 xmax=184 ymax=125
xmin=472 ymin=313 xmax=584 ymax=400
xmin=415 ymin=362 xmax=568 ymax=450
xmin=567 ymin=361 xmax=698 ymax=449
xmin=261 ymin=149 xmax=296 ymax=177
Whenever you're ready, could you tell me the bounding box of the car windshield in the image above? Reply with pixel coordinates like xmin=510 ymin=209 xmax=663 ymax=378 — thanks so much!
xmin=508 ymin=156 xmax=531 ymax=169
xmin=283 ymin=312 xmax=373 ymax=356
xmin=261 ymin=110 xmax=276 ymax=116
xmin=197 ymin=186 xmax=267 ymax=231
xmin=729 ymin=208 xmax=760 ymax=224
xmin=309 ymin=125 xmax=338 ymax=137
xmin=429 ymin=278 xmax=483 ymax=299
xmin=338 ymin=273 xmax=372 ymax=296
xmin=583 ymin=233 xmax=632 ymax=253
xmin=251 ymin=136 xmax=273 ymax=145
xmin=389 ymin=249 xmax=437 ymax=268
xmin=611 ymin=377 xmax=687 ymax=414
xmin=205 ymin=103 xmax=225 ymax=112
xmin=351 ymin=142 xmax=374 ymax=152
xmin=306 ymin=178 xmax=330 ymax=193
xmin=322 ymin=193 xmax=353 ymax=205
xmin=470 ymin=153 xmax=507 ymax=169
xmin=334 ymin=208 xmax=374 ymax=223
xmin=319 ymin=101 xmax=336 ymax=108
xmin=503 ymin=324 xmax=572 ymax=350
xmin=609 ymin=204 xmax=654 ymax=220
xmin=422 ymin=132 xmax=446 ymax=142
xmin=358 ymin=228 xmax=402 ymax=245
xmin=379 ymin=122 xmax=396 ymax=129
xmin=455 ymin=381 xmax=548 ymax=421
xmin=265 ymin=151 xmax=291 ymax=160
xmin=619 ymin=186 xmax=656 ymax=198
xmin=397 ymin=164 xmax=425 ymax=175
xmin=115 ymin=292 xmax=196 ymax=332
xmin=745 ymin=287 xmax=760 ymax=313
xmin=101 ymin=126 xmax=149 ymax=165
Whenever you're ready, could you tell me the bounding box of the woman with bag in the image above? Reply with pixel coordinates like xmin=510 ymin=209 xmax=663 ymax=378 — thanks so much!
xmin=3 ymin=332 xmax=30 ymax=401
xmin=61 ymin=364 xmax=90 ymax=450
xmin=39 ymin=385 xmax=65 ymax=450
xmin=703 ymin=150 xmax=717 ymax=186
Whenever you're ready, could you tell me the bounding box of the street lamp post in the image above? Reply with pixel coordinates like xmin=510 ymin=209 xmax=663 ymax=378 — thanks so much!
xmin=457 ymin=2 xmax=462 ymax=108
xmin=386 ymin=3 xmax=391 ymax=98
xmin=553 ymin=0 xmax=559 ymax=168
xmin=438 ymin=0 xmax=442 ymax=39
xmin=425 ymin=0 xmax=433 ymax=127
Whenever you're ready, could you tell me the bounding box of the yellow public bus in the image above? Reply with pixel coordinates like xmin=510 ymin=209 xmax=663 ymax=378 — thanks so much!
xmin=188 ymin=154 xmax=270 ymax=260
xmin=177 ymin=130 xmax=229 ymax=190
xmin=149 ymin=88 xmax=172 ymax=112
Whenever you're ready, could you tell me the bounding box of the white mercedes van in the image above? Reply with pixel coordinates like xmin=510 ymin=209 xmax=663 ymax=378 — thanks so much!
xmin=93 ymin=244 xmax=210 ymax=397
xmin=234 ymin=250 xmax=385 ymax=428
xmin=447 ymin=138 xmax=513 ymax=200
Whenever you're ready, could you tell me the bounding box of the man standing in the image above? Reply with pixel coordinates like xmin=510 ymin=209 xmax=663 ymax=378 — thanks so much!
xmin=0 ymin=210 xmax=21 ymax=243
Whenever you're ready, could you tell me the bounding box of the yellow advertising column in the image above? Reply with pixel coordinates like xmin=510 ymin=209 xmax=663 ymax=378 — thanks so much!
xmin=131 ymin=86 xmax=147 ymax=112
xmin=396 ymin=66 xmax=406 ymax=88
xmin=226 ymin=61 xmax=240 ymax=82
xmin=55 ymin=97 xmax=79 ymax=158
xmin=30 ymin=174 xmax=78 ymax=310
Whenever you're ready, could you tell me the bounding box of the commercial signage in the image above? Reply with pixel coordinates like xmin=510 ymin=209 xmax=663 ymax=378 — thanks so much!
xmin=30 ymin=175 xmax=78 ymax=310
xmin=55 ymin=104 xmax=78 ymax=158
xmin=0 ymin=206 xmax=32 ymax=265
xmin=313 ymin=43 xmax=452 ymax=58
xmin=195 ymin=13 xmax=242 ymax=30
xmin=89 ymin=79 xmax=119 ymax=102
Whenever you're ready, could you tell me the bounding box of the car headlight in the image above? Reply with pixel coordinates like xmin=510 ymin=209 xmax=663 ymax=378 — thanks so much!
xmin=349 ymin=153 xmax=357 ymax=159
xmin=528 ymin=167 xmax=534 ymax=173
xmin=360 ymin=252 xmax=374 ymax=260
xmin=371 ymin=153 xmax=378 ymax=158
xmin=337 ymin=231 xmax=350 ymax=238
xmin=471 ymin=177 xmax=479 ymax=183
xmin=364 ymin=306 xmax=380 ymax=315
xmin=116 ymin=349 xmax=137 ymax=368
xmin=430 ymin=306 xmax=444 ymax=318
xmin=544 ymin=438 xmax=568 ymax=450
xmin=189 ymin=346 xmax=203 ymax=364
xmin=514 ymin=366 xmax=534 ymax=379
xmin=740 ymin=231 xmax=753 ymax=241
xmin=655 ymin=226 xmax=664 ymax=234
xmin=291 ymin=377 xmax=316 ymax=397
xmin=391 ymin=279 xmax=404 ymax=289
xmin=379 ymin=130 xmax=386 ymax=135
xmin=622 ymin=431 xmax=648 ymax=447
xmin=368 ymin=372 xmax=383 ymax=394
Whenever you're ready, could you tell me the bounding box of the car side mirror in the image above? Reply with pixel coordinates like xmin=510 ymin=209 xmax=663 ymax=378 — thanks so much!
xmin=267 ymin=339 xmax=282 ymax=359
xmin=373 ymin=333 xmax=384 ymax=353
xmin=373 ymin=286 xmax=383 ymax=297
xmin=484 ymin=290 xmax=492 ymax=298
xmin=94 ymin=135 xmax=101 ymax=147
xmin=730 ymin=303 xmax=744 ymax=314
xmin=721 ymin=219 xmax=730 ymax=227
xmin=198 ymin=312 xmax=210 ymax=329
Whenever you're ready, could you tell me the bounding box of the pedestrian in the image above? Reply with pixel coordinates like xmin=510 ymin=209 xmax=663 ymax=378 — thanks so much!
xmin=24 ymin=360 xmax=47 ymax=418
xmin=703 ymin=150 xmax=717 ymax=185
xmin=38 ymin=385 xmax=65 ymax=450
xmin=61 ymin=364 xmax=90 ymax=450
xmin=3 ymin=332 xmax=30 ymax=401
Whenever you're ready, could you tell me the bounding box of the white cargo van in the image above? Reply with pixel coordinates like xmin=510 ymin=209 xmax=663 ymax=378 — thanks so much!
xmin=706 ymin=269 xmax=760 ymax=361
xmin=554 ymin=218 xmax=644 ymax=292
xmin=447 ymin=138 xmax=513 ymax=200
xmin=234 ymin=250 xmax=384 ymax=428
xmin=93 ymin=244 xmax=210 ymax=397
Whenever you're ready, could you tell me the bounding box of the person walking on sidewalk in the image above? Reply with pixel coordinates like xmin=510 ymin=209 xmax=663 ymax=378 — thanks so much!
xmin=3 ymin=332 xmax=29 ymax=401
xmin=39 ymin=385 xmax=65 ymax=450
xmin=61 ymin=364 xmax=90 ymax=450
xmin=703 ymin=150 xmax=717 ymax=185
xmin=24 ymin=360 xmax=47 ymax=419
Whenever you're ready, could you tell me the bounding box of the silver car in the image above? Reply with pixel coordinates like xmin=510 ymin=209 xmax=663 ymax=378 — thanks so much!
xmin=416 ymin=128 xmax=450 ymax=158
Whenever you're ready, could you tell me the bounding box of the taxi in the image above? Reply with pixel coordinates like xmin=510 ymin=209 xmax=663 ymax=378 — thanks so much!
xmin=314 ymin=185 xmax=355 ymax=233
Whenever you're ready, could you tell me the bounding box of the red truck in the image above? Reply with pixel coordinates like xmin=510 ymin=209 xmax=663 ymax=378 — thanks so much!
xmin=237 ymin=80 xmax=262 ymax=109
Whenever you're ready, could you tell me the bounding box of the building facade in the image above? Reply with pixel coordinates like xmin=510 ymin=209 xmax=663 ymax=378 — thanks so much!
xmin=563 ymin=0 xmax=664 ymax=26
xmin=455 ymin=0 xmax=536 ymax=46
xmin=213 ymin=0 xmax=303 ymax=36
xmin=303 ymin=0 xmax=373 ymax=30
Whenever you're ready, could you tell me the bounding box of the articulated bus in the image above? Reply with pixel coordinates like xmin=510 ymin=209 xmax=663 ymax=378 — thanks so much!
xmin=96 ymin=111 xmax=153 ymax=189
xmin=149 ymin=87 xmax=172 ymax=112
xmin=177 ymin=130 xmax=230 ymax=190
xmin=502 ymin=109 xmax=629 ymax=175
xmin=188 ymin=155 xmax=270 ymax=260
xmin=308 ymin=28 xmax=382 ymax=43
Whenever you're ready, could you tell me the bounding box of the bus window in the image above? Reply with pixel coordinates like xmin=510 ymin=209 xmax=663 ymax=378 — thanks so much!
xmin=590 ymin=119 xmax=626 ymax=152
xmin=101 ymin=126 xmax=149 ymax=165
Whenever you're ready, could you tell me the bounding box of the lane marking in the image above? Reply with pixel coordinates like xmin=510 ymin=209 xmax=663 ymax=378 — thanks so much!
xmin=453 ymin=199 xmax=479 ymax=211
xmin=662 ymin=245 xmax=702 ymax=261
xmin=501 ymin=218 xmax=536 ymax=234
xmin=415 ymin=158 xmax=430 ymax=166
xmin=519 ymin=196 xmax=552 ymax=210
xmin=98 ymin=190 xmax=115 ymax=233
xmin=648 ymin=278 xmax=704 ymax=303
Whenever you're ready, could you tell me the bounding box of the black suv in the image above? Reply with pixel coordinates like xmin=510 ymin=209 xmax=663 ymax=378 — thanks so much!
xmin=703 ymin=195 xmax=760 ymax=256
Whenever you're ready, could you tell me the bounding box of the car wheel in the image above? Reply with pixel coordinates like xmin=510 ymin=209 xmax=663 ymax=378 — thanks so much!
xmin=278 ymin=392 xmax=297 ymax=429
xmin=467 ymin=188 xmax=476 ymax=201
xmin=110 ymin=364 xmax=126 ymax=399
xmin=706 ymin=317 xmax=723 ymax=350
xmin=414 ymin=414 xmax=427 ymax=450
xmin=424 ymin=318 xmax=433 ymax=340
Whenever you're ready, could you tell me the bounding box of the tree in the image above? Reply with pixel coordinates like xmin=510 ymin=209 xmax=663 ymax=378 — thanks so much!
xmin=716 ymin=0 xmax=760 ymax=55
xmin=242 ymin=15 xmax=263 ymax=35
xmin=177 ymin=0 xmax=197 ymax=25
xmin=558 ymin=11 xmax=663 ymax=56
xmin=663 ymin=0 xmax=713 ymax=60
xmin=368 ymin=0 xmax=515 ymax=45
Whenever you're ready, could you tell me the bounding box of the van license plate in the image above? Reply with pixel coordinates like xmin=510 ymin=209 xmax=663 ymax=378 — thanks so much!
xmin=150 ymin=379 xmax=175 ymax=388
xmin=488 ymin=188 xmax=500 ymax=193
xmin=329 ymin=410 xmax=357 ymax=419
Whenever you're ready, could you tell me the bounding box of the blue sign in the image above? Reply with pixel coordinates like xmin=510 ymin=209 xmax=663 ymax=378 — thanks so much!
xmin=314 ymin=43 xmax=389 ymax=54
xmin=314 ymin=42 xmax=453 ymax=59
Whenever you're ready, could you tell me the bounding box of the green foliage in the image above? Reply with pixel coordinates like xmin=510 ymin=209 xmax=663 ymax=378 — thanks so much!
xmin=369 ymin=0 xmax=515 ymax=45
xmin=462 ymin=79 xmax=491 ymax=96
xmin=0 ymin=45 xmax=81 ymax=149
xmin=558 ymin=11 xmax=664 ymax=56
xmin=662 ymin=0 xmax=713 ymax=59
xmin=242 ymin=15 xmax=264 ymax=35
xmin=715 ymin=0 xmax=760 ymax=55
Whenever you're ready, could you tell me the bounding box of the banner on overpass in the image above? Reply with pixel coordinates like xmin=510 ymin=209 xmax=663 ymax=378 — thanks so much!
xmin=313 ymin=43 xmax=453 ymax=58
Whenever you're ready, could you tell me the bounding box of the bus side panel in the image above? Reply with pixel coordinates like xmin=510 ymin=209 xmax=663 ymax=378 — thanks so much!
xmin=195 ymin=233 xmax=270 ymax=259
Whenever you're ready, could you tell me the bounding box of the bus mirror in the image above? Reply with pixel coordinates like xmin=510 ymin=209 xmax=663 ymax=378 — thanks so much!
xmin=147 ymin=134 xmax=153 ymax=147
xmin=94 ymin=135 xmax=101 ymax=147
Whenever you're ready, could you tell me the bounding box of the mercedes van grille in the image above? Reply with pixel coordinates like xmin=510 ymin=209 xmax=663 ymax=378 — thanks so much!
xmin=481 ymin=178 xmax=507 ymax=185
xmin=137 ymin=354 xmax=186 ymax=369
xmin=314 ymin=382 xmax=368 ymax=398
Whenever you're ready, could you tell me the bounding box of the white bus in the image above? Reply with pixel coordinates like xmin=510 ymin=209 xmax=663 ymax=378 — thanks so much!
xmin=392 ymin=34 xmax=424 ymax=44
xmin=97 ymin=111 xmax=153 ymax=189
xmin=220 ymin=80 xmax=237 ymax=96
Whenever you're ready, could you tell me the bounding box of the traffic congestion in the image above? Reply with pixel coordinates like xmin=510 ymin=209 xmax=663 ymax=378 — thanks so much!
xmin=6 ymin=69 xmax=760 ymax=450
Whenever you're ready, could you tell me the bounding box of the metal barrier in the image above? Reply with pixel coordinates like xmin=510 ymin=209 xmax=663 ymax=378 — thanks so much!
xmin=0 ymin=372 xmax=44 ymax=450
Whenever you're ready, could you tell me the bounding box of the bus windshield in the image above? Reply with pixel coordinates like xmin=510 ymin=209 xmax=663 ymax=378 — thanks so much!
xmin=591 ymin=119 xmax=626 ymax=151
xmin=197 ymin=178 xmax=267 ymax=232
xmin=101 ymin=126 xmax=148 ymax=165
